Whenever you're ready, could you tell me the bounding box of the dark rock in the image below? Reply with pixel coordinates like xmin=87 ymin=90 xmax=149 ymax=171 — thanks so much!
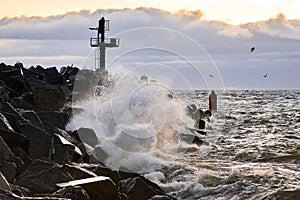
xmin=192 ymin=136 xmax=204 ymax=146
xmin=0 ymin=171 xmax=11 ymax=191
xmin=10 ymin=184 xmax=31 ymax=197
xmin=118 ymin=176 xmax=165 ymax=200
xmin=19 ymin=110 xmax=45 ymax=131
xmin=0 ymin=128 xmax=29 ymax=154
xmin=2 ymin=68 xmax=23 ymax=79
xmin=1 ymin=102 xmax=26 ymax=123
xmin=44 ymin=67 xmax=64 ymax=85
xmin=79 ymin=163 xmax=121 ymax=184
xmin=0 ymin=83 xmax=9 ymax=108
xmin=0 ymin=161 xmax=17 ymax=183
xmin=0 ymin=112 xmax=15 ymax=132
xmin=16 ymin=159 xmax=73 ymax=194
xmin=37 ymin=111 xmax=69 ymax=133
xmin=53 ymin=133 xmax=83 ymax=164
xmin=262 ymin=188 xmax=300 ymax=200
xmin=53 ymin=128 xmax=78 ymax=145
xmin=54 ymin=186 xmax=90 ymax=200
xmin=32 ymin=88 xmax=66 ymax=110
xmin=56 ymin=176 xmax=120 ymax=200
xmin=0 ymin=189 xmax=22 ymax=200
xmin=18 ymin=122 xmax=52 ymax=159
xmin=72 ymin=128 xmax=100 ymax=148
xmin=93 ymin=145 xmax=108 ymax=163
xmin=149 ymin=195 xmax=174 ymax=200
xmin=11 ymin=146 xmax=32 ymax=170
xmin=62 ymin=164 xmax=96 ymax=180
xmin=76 ymin=143 xmax=99 ymax=164
xmin=198 ymin=119 xmax=206 ymax=129
xmin=0 ymin=136 xmax=12 ymax=166
xmin=9 ymin=97 xmax=35 ymax=110
xmin=6 ymin=75 xmax=25 ymax=94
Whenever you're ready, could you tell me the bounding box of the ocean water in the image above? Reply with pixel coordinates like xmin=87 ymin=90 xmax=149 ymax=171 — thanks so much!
xmin=68 ymin=86 xmax=300 ymax=199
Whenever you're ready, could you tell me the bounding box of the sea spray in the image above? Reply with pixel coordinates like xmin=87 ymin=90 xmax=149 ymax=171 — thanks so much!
xmin=67 ymin=72 xmax=194 ymax=173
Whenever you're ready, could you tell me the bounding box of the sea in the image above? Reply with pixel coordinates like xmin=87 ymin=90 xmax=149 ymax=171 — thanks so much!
xmin=68 ymin=83 xmax=300 ymax=200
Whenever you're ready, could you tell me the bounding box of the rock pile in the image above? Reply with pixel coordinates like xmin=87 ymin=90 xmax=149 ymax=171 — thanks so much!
xmin=0 ymin=62 xmax=175 ymax=200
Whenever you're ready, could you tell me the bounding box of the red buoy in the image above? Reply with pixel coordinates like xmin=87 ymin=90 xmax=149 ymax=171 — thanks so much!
xmin=209 ymin=90 xmax=217 ymax=111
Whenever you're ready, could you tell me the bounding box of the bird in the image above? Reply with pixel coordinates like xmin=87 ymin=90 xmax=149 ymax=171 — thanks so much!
xmin=209 ymin=74 xmax=214 ymax=78
xmin=250 ymin=47 xmax=255 ymax=52
xmin=263 ymin=74 xmax=268 ymax=78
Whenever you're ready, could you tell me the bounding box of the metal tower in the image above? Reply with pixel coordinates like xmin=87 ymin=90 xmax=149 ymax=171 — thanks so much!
xmin=89 ymin=17 xmax=119 ymax=72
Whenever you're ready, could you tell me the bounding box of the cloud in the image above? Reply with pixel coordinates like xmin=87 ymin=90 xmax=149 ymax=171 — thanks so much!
xmin=218 ymin=25 xmax=253 ymax=38
xmin=250 ymin=13 xmax=300 ymax=40
xmin=0 ymin=8 xmax=300 ymax=89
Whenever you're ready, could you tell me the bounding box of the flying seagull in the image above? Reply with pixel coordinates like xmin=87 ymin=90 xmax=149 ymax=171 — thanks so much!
xmin=263 ymin=74 xmax=268 ymax=78
xmin=250 ymin=47 xmax=255 ymax=52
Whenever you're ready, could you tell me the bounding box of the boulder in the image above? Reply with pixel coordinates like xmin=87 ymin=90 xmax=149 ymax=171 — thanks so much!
xmin=19 ymin=110 xmax=45 ymax=131
xmin=5 ymin=75 xmax=25 ymax=94
xmin=72 ymin=128 xmax=100 ymax=148
xmin=118 ymin=176 xmax=165 ymax=200
xmin=78 ymin=163 xmax=121 ymax=184
xmin=32 ymin=88 xmax=66 ymax=110
xmin=54 ymin=186 xmax=90 ymax=200
xmin=0 ymin=189 xmax=22 ymax=200
xmin=0 ymin=128 xmax=29 ymax=154
xmin=149 ymin=195 xmax=174 ymax=200
xmin=0 ymin=171 xmax=11 ymax=191
xmin=56 ymin=176 xmax=120 ymax=200
xmin=0 ymin=161 xmax=17 ymax=183
xmin=18 ymin=122 xmax=52 ymax=159
xmin=0 ymin=84 xmax=9 ymax=108
xmin=43 ymin=67 xmax=63 ymax=85
xmin=37 ymin=111 xmax=69 ymax=133
xmin=62 ymin=164 xmax=96 ymax=180
xmin=53 ymin=133 xmax=82 ymax=164
xmin=9 ymin=97 xmax=35 ymax=110
xmin=16 ymin=160 xmax=73 ymax=194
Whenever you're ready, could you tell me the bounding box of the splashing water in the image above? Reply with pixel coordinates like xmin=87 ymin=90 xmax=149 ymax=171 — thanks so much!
xmin=67 ymin=73 xmax=194 ymax=173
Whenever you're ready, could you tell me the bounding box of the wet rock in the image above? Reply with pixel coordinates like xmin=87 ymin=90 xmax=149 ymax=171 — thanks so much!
xmin=118 ymin=176 xmax=165 ymax=200
xmin=76 ymin=143 xmax=100 ymax=164
xmin=16 ymin=159 xmax=73 ymax=194
xmin=62 ymin=164 xmax=97 ymax=180
xmin=0 ymin=161 xmax=17 ymax=183
xmin=0 ymin=189 xmax=22 ymax=200
xmin=262 ymin=188 xmax=300 ymax=200
xmin=18 ymin=122 xmax=52 ymax=159
xmin=0 ymin=171 xmax=11 ymax=191
xmin=11 ymin=146 xmax=32 ymax=169
xmin=149 ymin=195 xmax=174 ymax=200
xmin=79 ymin=163 xmax=121 ymax=184
xmin=53 ymin=133 xmax=76 ymax=164
xmin=72 ymin=128 xmax=100 ymax=148
xmin=54 ymin=186 xmax=90 ymax=200
xmin=56 ymin=176 xmax=120 ymax=200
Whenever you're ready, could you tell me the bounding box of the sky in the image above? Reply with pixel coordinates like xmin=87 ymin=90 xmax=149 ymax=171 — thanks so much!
xmin=0 ymin=1 xmax=300 ymax=89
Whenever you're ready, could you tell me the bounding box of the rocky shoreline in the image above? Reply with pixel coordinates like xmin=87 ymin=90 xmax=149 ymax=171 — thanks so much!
xmin=0 ymin=62 xmax=176 ymax=200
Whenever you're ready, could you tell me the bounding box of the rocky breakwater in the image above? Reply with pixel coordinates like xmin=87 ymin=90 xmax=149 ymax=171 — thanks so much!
xmin=0 ymin=62 xmax=175 ymax=200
